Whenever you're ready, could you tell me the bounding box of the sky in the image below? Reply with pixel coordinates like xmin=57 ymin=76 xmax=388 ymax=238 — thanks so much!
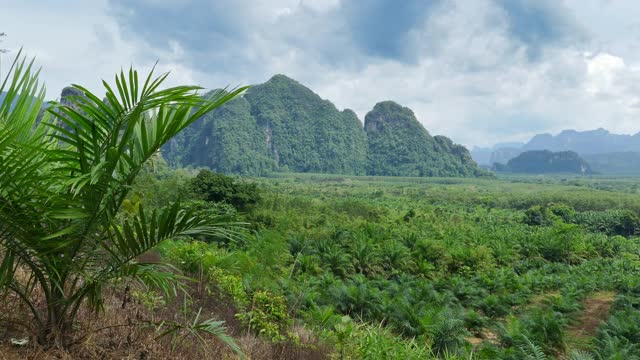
xmin=2 ymin=0 xmax=640 ymax=148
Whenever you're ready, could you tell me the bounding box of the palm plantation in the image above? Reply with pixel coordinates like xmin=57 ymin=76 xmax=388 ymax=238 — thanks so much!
xmin=0 ymin=52 xmax=246 ymax=347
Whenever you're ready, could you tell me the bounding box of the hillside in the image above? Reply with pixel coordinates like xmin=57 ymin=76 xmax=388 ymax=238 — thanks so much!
xmin=164 ymin=76 xmax=487 ymax=178
xmin=166 ymin=94 xmax=276 ymax=175
xmin=244 ymin=75 xmax=367 ymax=175
xmin=164 ymin=75 xmax=367 ymax=175
xmin=472 ymin=142 xmax=525 ymax=166
xmin=503 ymin=150 xmax=592 ymax=174
xmin=474 ymin=129 xmax=640 ymax=174
xmin=524 ymin=128 xmax=640 ymax=154
xmin=365 ymin=101 xmax=485 ymax=177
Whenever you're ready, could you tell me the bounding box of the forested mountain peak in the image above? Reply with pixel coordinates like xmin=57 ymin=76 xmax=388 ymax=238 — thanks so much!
xmin=163 ymin=73 xmax=368 ymax=175
xmin=364 ymin=101 xmax=424 ymax=132
xmin=161 ymin=77 xmax=486 ymax=177
xmin=503 ymin=150 xmax=593 ymax=174
xmin=365 ymin=100 xmax=487 ymax=177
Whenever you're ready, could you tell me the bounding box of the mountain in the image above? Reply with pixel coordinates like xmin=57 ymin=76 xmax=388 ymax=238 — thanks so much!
xmin=365 ymin=101 xmax=487 ymax=177
xmin=165 ymin=74 xmax=367 ymax=175
xmin=163 ymin=75 xmax=487 ymax=178
xmin=502 ymin=150 xmax=592 ymax=174
xmin=472 ymin=142 xmax=525 ymax=166
xmin=523 ymin=128 xmax=640 ymax=154
xmin=490 ymin=147 xmax=524 ymax=167
xmin=243 ymin=75 xmax=367 ymax=175
xmin=166 ymin=94 xmax=276 ymax=175
xmin=482 ymin=129 xmax=640 ymax=174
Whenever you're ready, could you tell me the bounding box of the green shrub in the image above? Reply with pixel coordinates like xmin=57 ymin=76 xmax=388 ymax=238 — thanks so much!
xmin=189 ymin=169 xmax=261 ymax=210
xmin=237 ymin=290 xmax=290 ymax=342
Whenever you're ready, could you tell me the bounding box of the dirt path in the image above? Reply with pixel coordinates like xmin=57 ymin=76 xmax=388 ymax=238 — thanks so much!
xmin=566 ymin=291 xmax=616 ymax=347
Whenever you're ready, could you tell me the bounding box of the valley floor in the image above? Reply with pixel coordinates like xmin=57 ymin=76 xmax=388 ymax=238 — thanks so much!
xmin=5 ymin=172 xmax=640 ymax=359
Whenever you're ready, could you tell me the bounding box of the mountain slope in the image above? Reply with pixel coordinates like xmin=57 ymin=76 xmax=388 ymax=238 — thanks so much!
xmin=504 ymin=150 xmax=592 ymax=174
xmin=523 ymin=128 xmax=640 ymax=154
xmin=245 ymin=75 xmax=367 ymax=175
xmin=483 ymin=128 xmax=640 ymax=173
xmin=164 ymin=75 xmax=367 ymax=175
xmin=163 ymin=76 xmax=486 ymax=178
xmin=365 ymin=101 xmax=486 ymax=177
xmin=166 ymin=94 xmax=276 ymax=175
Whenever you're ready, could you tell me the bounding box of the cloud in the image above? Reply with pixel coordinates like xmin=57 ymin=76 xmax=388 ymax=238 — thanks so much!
xmin=493 ymin=0 xmax=587 ymax=60
xmin=341 ymin=0 xmax=443 ymax=61
xmin=4 ymin=0 xmax=640 ymax=148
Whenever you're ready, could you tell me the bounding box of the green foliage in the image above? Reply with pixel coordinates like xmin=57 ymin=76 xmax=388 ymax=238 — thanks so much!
xmin=421 ymin=307 xmax=470 ymax=356
xmin=208 ymin=267 xmax=249 ymax=308
xmin=524 ymin=202 xmax=640 ymax=237
xmin=575 ymin=210 xmax=640 ymax=237
xmin=322 ymin=316 xmax=436 ymax=360
xmin=164 ymin=74 xmax=368 ymax=176
xmin=236 ymin=290 xmax=290 ymax=342
xmin=189 ymin=169 xmax=260 ymax=210
xmin=0 ymin=53 xmax=246 ymax=348
xmin=592 ymin=299 xmax=640 ymax=359
xmin=166 ymin=95 xmax=276 ymax=175
xmin=506 ymin=150 xmax=592 ymax=174
xmin=524 ymin=203 xmax=577 ymax=226
xmin=365 ymin=101 xmax=488 ymax=178
xmin=135 ymin=170 xmax=640 ymax=358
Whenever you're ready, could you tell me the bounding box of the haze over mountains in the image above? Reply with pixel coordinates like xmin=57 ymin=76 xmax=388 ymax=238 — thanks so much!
xmin=473 ymin=129 xmax=640 ymax=174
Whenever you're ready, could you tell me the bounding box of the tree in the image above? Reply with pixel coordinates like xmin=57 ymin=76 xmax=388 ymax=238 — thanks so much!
xmin=188 ymin=169 xmax=260 ymax=210
xmin=0 ymin=51 xmax=248 ymax=347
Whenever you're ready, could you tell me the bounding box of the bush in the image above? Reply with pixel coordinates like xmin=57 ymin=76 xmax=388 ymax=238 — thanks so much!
xmin=189 ymin=169 xmax=260 ymax=210
xmin=237 ymin=290 xmax=291 ymax=342
xmin=524 ymin=203 xmax=576 ymax=226
xmin=575 ymin=210 xmax=640 ymax=237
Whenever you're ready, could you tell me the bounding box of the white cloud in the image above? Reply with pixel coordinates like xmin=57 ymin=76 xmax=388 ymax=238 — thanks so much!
xmin=0 ymin=0 xmax=202 ymax=98
xmin=585 ymin=53 xmax=626 ymax=97
xmin=4 ymin=0 xmax=640 ymax=148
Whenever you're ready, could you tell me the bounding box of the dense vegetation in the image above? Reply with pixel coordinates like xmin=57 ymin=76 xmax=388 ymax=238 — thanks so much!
xmin=167 ymin=95 xmax=276 ymax=175
xmin=500 ymin=150 xmax=592 ymax=174
xmin=4 ymin=52 xmax=640 ymax=360
xmin=112 ymin=169 xmax=640 ymax=359
xmin=0 ymin=54 xmax=247 ymax=353
xmin=164 ymin=75 xmax=367 ymax=176
xmin=163 ymin=76 xmax=487 ymax=178
xmin=365 ymin=101 xmax=488 ymax=178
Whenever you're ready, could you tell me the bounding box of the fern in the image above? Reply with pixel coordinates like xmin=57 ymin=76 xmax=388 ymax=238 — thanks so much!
xmin=518 ymin=335 xmax=547 ymax=360
xmin=567 ymin=349 xmax=595 ymax=360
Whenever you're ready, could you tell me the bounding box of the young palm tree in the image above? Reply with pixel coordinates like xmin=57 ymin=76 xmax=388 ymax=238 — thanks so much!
xmin=0 ymin=52 xmax=248 ymax=347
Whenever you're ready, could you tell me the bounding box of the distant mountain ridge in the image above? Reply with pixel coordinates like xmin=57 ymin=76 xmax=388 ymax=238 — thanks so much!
xmin=163 ymin=75 xmax=488 ymax=178
xmin=500 ymin=150 xmax=592 ymax=174
xmin=523 ymin=128 xmax=640 ymax=154
xmin=472 ymin=142 xmax=525 ymax=167
xmin=472 ymin=128 xmax=640 ymax=174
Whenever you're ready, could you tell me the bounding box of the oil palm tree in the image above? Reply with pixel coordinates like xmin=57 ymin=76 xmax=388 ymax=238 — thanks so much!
xmin=0 ymin=51 xmax=248 ymax=347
